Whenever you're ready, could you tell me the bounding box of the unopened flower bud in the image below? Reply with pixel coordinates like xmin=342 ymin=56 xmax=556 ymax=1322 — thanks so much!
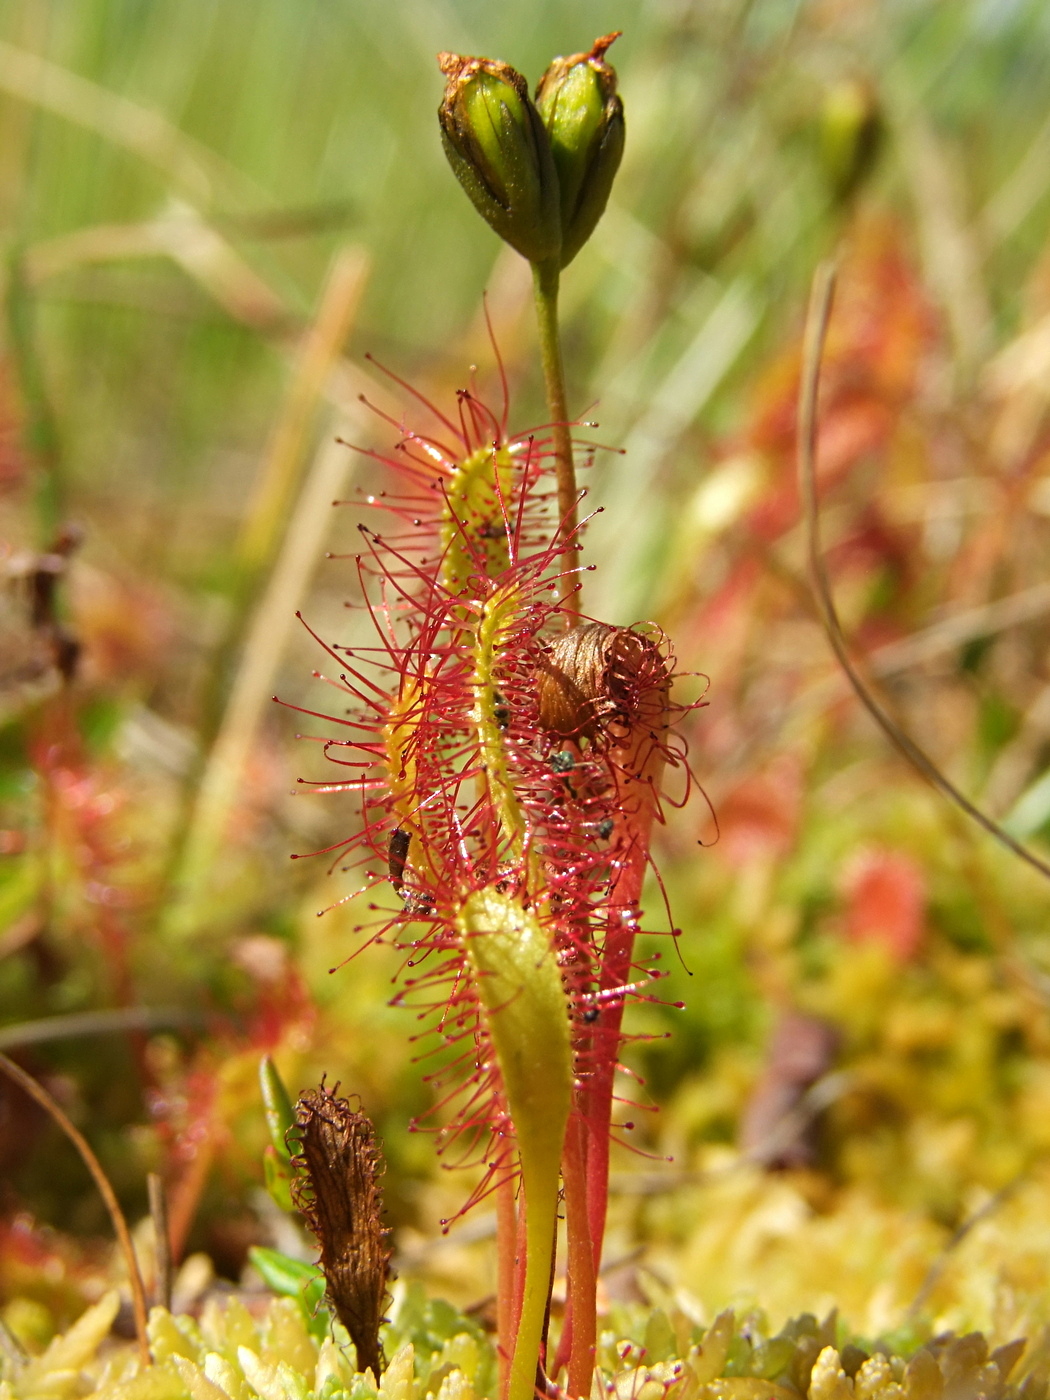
xmin=437 ymin=52 xmax=561 ymax=265
xmin=820 ymin=77 xmax=882 ymax=207
xmin=535 ymin=33 xmax=625 ymax=268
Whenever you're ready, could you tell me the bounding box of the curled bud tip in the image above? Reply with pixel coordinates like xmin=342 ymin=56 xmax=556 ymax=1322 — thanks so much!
xmin=588 ymin=31 xmax=622 ymax=61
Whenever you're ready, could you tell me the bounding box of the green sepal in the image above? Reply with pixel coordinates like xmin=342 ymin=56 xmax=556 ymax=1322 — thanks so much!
xmin=438 ymin=53 xmax=561 ymax=264
xmin=259 ymin=1054 xmax=296 ymax=1163
xmin=535 ymin=33 xmax=625 ymax=268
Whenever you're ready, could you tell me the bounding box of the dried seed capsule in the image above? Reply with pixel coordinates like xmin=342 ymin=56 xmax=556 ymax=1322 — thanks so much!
xmin=291 ymin=1086 xmax=392 ymax=1379
xmin=536 ymin=622 xmax=616 ymax=738
xmin=535 ymin=33 xmax=625 ymax=268
xmin=536 ymin=621 xmax=669 ymax=740
xmin=438 ymin=52 xmax=561 ymax=264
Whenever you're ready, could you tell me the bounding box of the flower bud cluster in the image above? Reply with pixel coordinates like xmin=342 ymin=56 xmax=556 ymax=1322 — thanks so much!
xmin=438 ymin=34 xmax=625 ymax=269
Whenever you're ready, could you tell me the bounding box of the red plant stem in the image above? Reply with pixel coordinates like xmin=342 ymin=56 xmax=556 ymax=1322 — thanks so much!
xmin=561 ymin=1115 xmax=597 ymax=1397
xmin=582 ymin=726 xmax=667 ymax=1271
xmin=582 ymin=869 xmax=644 ymax=1266
xmin=167 ymin=1125 xmax=217 ymax=1263
xmin=496 ymin=1169 xmax=518 ymax=1400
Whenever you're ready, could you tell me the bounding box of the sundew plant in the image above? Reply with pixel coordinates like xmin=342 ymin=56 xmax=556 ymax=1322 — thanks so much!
xmin=12 ymin=14 xmax=1050 ymax=1400
xmin=288 ymin=35 xmax=699 ymax=1400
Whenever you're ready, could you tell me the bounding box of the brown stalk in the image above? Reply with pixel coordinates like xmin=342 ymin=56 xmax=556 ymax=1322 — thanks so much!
xmin=0 ymin=1052 xmax=150 ymax=1366
xmin=148 ymin=1173 xmax=172 ymax=1311
xmin=798 ymin=262 xmax=1050 ymax=884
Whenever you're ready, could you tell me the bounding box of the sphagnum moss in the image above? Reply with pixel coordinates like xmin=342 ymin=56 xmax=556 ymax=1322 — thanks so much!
xmin=10 ymin=1293 xmax=1046 ymax=1400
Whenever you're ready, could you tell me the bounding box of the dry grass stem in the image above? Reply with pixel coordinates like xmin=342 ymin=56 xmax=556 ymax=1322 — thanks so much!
xmin=0 ymin=1052 xmax=150 ymax=1366
xmin=798 ymin=261 xmax=1050 ymax=884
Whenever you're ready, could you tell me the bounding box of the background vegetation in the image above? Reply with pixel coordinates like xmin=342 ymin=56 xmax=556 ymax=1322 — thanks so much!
xmin=3 ymin=0 xmax=1050 ymax=1356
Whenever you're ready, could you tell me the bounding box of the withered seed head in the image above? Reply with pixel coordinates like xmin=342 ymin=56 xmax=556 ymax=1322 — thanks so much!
xmin=290 ymin=1085 xmax=392 ymax=1378
xmin=536 ymin=622 xmax=670 ymax=740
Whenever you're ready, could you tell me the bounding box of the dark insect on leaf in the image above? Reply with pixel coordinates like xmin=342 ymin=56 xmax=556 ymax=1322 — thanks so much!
xmin=387 ymin=827 xmax=411 ymax=892
xmin=290 ymin=1084 xmax=392 ymax=1377
xmin=492 ymin=689 xmax=511 ymax=729
xmin=386 ymin=828 xmax=435 ymax=916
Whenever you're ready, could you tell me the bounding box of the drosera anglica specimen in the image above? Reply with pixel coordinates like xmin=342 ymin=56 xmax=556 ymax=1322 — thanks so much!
xmin=287 ymin=34 xmax=705 ymax=1400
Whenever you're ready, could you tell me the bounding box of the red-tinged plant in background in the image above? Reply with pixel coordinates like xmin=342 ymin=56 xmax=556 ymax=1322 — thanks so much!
xmin=289 ymin=35 xmax=701 ymax=1400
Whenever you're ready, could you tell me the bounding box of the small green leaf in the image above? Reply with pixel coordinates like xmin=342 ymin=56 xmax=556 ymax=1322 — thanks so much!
xmin=263 ymin=1145 xmax=296 ymax=1214
xmin=248 ymin=1246 xmax=329 ymax=1339
xmin=259 ymin=1055 xmax=297 ymax=1163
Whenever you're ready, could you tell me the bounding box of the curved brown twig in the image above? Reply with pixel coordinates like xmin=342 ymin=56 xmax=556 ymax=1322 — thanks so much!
xmin=0 ymin=1052 xmax=151 ymax=1365
xmin=798 ymin=262 xmax=1050 ymax=885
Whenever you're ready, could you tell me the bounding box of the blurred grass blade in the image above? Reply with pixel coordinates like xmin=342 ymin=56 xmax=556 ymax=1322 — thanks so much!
xmin=25 ymin=210 xmax=291 ymax=333
xmin=0 ymin=37 xmax=259 ymax=209
xmin=1004 ymin=769 xmax=1050 ymax=841
xmin=5 ymin=249 xmax=64 ymax=542
xmin=598 ymin=278 xmax=759 ymax=621
xmin=166 ymin=247 xmax=370 ymax=926
xmin=237 ymin=247 xmax=369 ymax=575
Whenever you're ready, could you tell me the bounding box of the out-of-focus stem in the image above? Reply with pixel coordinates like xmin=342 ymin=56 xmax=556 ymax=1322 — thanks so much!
xmin=531 ymin=258 xmax=579 ymax=623
xmin=5 ymin=250 xmax=64 ymax=544
xmin=562 ymin=1116 xmax=597 ymax=1398
xmin=236 ymin=247 xmax=368 ymax=578
xmin=162 ymin=247 xmax=367 ymax=926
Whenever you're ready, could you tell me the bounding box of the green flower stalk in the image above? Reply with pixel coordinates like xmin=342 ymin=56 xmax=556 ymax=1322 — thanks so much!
xmin=459 ymin=888 xmax=573 ymax=1400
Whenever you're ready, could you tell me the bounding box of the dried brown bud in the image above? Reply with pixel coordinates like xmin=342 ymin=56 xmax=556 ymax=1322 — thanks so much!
xmin=536 ymin=622 xmax=670 ymax=741
xmin=291 ymin=1085 xmax=392 ymax=1377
